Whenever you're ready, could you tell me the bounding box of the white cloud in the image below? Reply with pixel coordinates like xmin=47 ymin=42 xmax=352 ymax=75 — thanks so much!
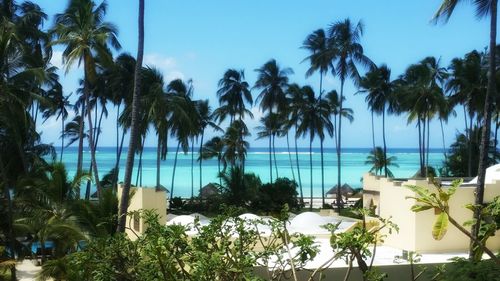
xmin=143 ymin=53 xmax=185 ymax=82
xmin=50 ymin=50 xmax=64 ymax=70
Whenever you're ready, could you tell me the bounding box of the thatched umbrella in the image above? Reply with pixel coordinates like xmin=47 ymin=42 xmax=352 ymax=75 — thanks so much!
xmin=325 ymin=183 xmax=355 ymax=198
xmin=200 ymin=183 xmax=219 ymax=199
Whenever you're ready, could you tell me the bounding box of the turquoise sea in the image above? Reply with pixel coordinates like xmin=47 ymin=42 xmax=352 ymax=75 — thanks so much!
xmin=59 ymin=147 xmax=445 ymax=198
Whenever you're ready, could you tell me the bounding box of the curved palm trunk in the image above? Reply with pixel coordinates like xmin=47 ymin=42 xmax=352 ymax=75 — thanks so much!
xmin=382 ymin=109 xmax=388 ymax=177
xmin=170 ymin=143 xmax=181 ymax=203
xmin=135 ymin=137 xmax=145 ymax=187
xmin=199 ymin=130 xmax=204 ymax=195
xmin=273 ymin=133 xmax=279 ymax=179
xmin=269 ymin=133 xmax=273 ymax=183
xmin=113 ymin=128 xmax=126 ymax=190
xmin=336 ymin=81 xmax=345 ymax=211
xmin=320 ymin=137 xmax=325 ymax=207
xmin=286 ymin=132 xmax=296 ymax=182
xmin=309 ymin=136 xmax=313 ymax=211
xmin=83 ymin=75 xmax=102 ymax=200
xmin=294 ymin=126 xmax=303 ymax=201
xmin=471 ymin=0 xmax=497 ymax=261
xmin=494 ymin=114 xmax=499 ymax=159
xmin=117 ymin=0 xmax=144 ymax=233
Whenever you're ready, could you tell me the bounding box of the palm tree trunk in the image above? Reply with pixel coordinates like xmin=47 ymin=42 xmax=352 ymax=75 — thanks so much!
xmin=426 ymin=116 xmax=430 ymax=174
xmin=286 ymin=132 xmax=296 ymax=182
xmin=269 ymin=133 xmax=273 ymax=183
xmin=199 ymin=130 xmax=204 ymax=195
xmin=273 ymin=133 xmax=279 ymax=179
xmin=0 ymin=156 xmax=16 ymax=281
xmin=83 ymin=75 xmax=102 ymax=200
xmin=76 ymin=99 xmax=85 ymax=178
xmin=468 ymin=114 xmax=474 ymax=177
xmin=191 ymin=138 xmax=195 ymax=199
xmin=60 ymin=118 xmax=65 ymax=162
xmin=171 ymin=143 xmax=181 ymax=204
xmin=294 ymin=126 xmax=303 ymax=202
xmin=135 ymin=137 xmax=145 ymax=187
xmin=417 ymin=118 xmax=423 ymax=176
xmin=309 ymin=136 xmax=313 ymax=211
xmin=382 ymin=109 xmax=388 ymax=177
xmin=116 ymin=103 xmax=120 ymax=166
xmin=440 ymin=118 xmax=447 ymax=164
xmin=371 ymin=110 xmax=376 ymax=153
xmin=117 ymin=0 xmax=144 ymax=233
xmin=471 ymin=0 xmax=497 ymax=261
xmin=156 ymin=134 xmax=161 ymax=188
xmin=320 ymin=137 xmax=325 ymax=207
xmin=494 ymin=114 xmax=499 ymax=160
xmin=336 ymin=80 xmax=345 ymax=211
xmin=40 ymin=240 xmax=46 ymax=264
xmin=113 ymin=128 xmax=126 ymax=191
xmin=217 ymin=154 xmax=222 ymax=186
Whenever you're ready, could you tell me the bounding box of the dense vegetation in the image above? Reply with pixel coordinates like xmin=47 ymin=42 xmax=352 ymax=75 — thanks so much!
xmin=1 ymin=0 xmax=500 ymax=279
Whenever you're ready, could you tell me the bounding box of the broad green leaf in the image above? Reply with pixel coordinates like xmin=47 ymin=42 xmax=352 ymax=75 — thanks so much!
xmin=410 ymin=205 xmax=433 ymax=212
xmin=432 ymin=212 xmax=449 ymax=240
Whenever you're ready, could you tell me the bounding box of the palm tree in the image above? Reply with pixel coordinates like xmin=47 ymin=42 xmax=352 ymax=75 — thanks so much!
xmin=302 ymin=28 xmax=334 ymax=100
xmin=365 ymin=147 xmax=399 ymax=178
xmin=296 ymin=86 xmax=333 ymax=209
xmin=358 ymin=65 xmax=395 ymax=177
xmin=256 ymin=112 xmax=282 ymax=180
xmin=200 ymin=136 xmax=225 ymax=186
xmin=51 ymin=0 xmax=121 ymax=200
xmin=109 ymin=53 xmax=136 ymax=190
xmin=196 ymin=100 xmax=221 ymax=194
xmin=222 ymin=120 xmax=250 ymax=172
xmin=168 ymin=79 xmax=196 ymax=202
xmin=328 ymin=19 xmax=373 ymax=210
xmin=214 ymin=69 xmax=253 ymax=123
xmin=42 ymin=87 xmax=71 ymax=162
xmin=117 ymin=0 xmax=143 ymax=233
xmin=287 ymin=84 xmax=305 ymax=201
xmin=434 ymin=0 xmax=497 ymax=260
xmin=254 ymin=59 xmax=293 ymax=183
xmin=447 ymin=51 xmax=486 ymax=177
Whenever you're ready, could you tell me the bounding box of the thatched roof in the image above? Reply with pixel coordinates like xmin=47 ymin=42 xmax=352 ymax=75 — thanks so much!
xmin=326 ymin=184 xmax=355 ymax=196
xmin=200 ymin=183 xmax=219 ymax=198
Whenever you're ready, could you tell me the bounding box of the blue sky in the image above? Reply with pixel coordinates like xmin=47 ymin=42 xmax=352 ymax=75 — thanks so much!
xmin=37 ymin=0 xmax=494 ymax=148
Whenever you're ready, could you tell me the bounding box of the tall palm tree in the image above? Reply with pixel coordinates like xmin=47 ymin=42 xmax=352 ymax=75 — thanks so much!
xmin=254 ymin=59 xmax=293 ymax=183
xmin=287 ymin=84 xmax=305 ymax=201
xmin=196 ymin=100 xmax=221 ymax=194
xmin=117 ymin=0 xmax=143 ymax=233
xmin=447 ymin=51 xmax=486 ymax=177
xmin=214 ymin=69 xmax=253 ymax=124
xmin=256 ymin=112 xmax=282 ymax=179
xmin=42 ymin=87 xmax=71 ymax=162
xmin=296 ymin=86 xmax=333 ymax=209
xmin=434 ymin=0 xmax=498 ymax=260
xmin=302 ymin=28 xmax=334 ymax=100
xmin=358 ymin=65 xmax=395 ymax=177
xmin=168 ymin=79 xmax=196 ymax=202
xmin=328 ymin=19 xmax=373 ymax=210
xmin=109 ymin=53 xmax=136 ymax=190
xmin=51 ymin=0 xmax=121 ymax=200
xmin=222 ymin=120 xmax=250 ymax=172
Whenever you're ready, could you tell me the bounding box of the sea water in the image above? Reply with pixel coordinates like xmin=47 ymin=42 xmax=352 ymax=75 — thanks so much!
xmin=57 ymin=147 xmax=445 ymax=198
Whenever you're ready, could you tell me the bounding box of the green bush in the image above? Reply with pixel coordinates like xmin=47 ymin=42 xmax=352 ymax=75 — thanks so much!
xmin=432 ymin=258 xmax=500 ymax=281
